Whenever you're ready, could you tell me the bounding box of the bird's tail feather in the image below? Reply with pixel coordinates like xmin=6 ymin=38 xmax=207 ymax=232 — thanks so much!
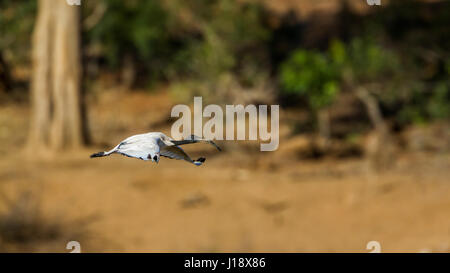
xmin=193 ymin=157 xmax=206 ymax=166
xmin=90 ymin=143 xmax=121 ymax=158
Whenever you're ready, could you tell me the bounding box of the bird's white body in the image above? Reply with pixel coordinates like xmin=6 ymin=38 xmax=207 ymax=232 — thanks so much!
xmin=90 ymin=132 xmax=220 ymax=166
xmin=107 ymin=132 xmax=163 ymax=161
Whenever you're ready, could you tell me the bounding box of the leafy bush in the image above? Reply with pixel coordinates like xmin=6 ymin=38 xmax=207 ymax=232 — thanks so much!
xmin=281 ymin=35 xmax=449 ymax=131
xmin=340 ymin=38 xmax=401 ymax=85
xmin=86 ymin=0 xmax=169 ymax=80
xmin=280 ymin=49 xmax=339 ymax=110
xmin=0 ymin=0 xmax=36 ymax=64
xmin=398 ymin=82 xmax=450 ymax=124
xmin=167 ymin=0 xmax=271 ymax=103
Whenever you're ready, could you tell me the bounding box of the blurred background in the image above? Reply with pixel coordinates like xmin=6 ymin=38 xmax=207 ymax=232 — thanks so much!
xmin=0 ymin=0 xmax=449 ymax=252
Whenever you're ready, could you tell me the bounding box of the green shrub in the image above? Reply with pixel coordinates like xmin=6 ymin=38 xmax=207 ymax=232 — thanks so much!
xmin=0 ymin=0 xmax=36 ymax=65
xmin=86 ymin=0 xmax=169 ymax=74
xmin=167 ymin=0 xmax=270 ymax=103
xmin=280 ymin=49 xmax=339 ymax=110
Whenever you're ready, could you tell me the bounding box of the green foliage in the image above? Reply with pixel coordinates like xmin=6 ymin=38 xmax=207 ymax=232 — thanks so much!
xmin=172 ymin=27 xmax=236 ymax=81
xmin=427 ymin=83 xmax=450 ymax=119
xmin=337 ymin=37 xmax=449 ymax=125
xmin=84 ymin=0 xmax=270 ymax=95
xmin=167 ymin=0 xmax=270 ymax=102
xmin=86 ymin=0 xmax=169 ymax=69
xmin=280 ymin=36 xmax=445 ymax=128
xmin=398 ymin=82 xmax=450 ymax=124
xmin=446 ymin=58 xmax=450 ymax=76
xmin=279 ymin=37 xmax=397 ymax=111
xmin=280 ymin=49 xmax=339 ymax=110
xmin=342 ymin=38 xmax=401 ymax=84
xmin=170 ymin=0 xmax=269 ymax=78
xmin=0 ymin=0 xmax=36 ymax=64
xmin=0 ymin=0 xmax=447 ymax=126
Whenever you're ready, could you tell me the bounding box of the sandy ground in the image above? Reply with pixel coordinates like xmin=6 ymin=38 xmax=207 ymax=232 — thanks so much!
xmin=0 ymin=92 xmax=449 ymax=253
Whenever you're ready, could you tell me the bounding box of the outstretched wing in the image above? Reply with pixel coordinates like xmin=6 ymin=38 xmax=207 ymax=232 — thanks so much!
xmin=160 ymin=145 xmax=205 ymax=166
xmin=160 ymin=145 xmax=195 ymax=163
xmin=169 ymin=135 xmax=222 ymax=151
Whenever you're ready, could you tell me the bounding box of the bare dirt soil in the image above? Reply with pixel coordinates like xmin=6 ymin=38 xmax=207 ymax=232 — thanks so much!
xmin=0 ymin=91 xmax=449 ymax=253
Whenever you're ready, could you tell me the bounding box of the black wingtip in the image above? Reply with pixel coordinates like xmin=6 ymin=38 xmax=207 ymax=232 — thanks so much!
xmin=90 ymin=152 xmax=105 ymax=158
xmin=196 ymin=157 xmax=206 ymax=163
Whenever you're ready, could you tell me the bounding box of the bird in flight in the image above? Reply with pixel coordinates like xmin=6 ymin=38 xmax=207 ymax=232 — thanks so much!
xmin=90 ymin=132 xmax=221 ymax=166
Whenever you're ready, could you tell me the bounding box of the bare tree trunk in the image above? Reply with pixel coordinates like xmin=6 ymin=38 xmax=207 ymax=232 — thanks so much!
xmin=0 ymin=52 xmax=13 ymax=93
xmin=317 ymin=107 xmax=331 ymax=150
xmin=121 ymin=54 xmax=136 ymax=89
xmin=356 ymin=87 xmax=387 ymax=134
xmin=28 ymin=0 xmax=86 ymax=154
xmin=356 ymin=87 xmax=395 ymax=171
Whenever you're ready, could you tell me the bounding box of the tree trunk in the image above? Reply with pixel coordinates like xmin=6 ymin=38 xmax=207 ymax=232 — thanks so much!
xmin=28 ymin=0 xmax=87 ymax=154
xmin=121 ymin=54 xmax=136 ymax=89
xmin=316 ymin=107 xmax=331 ymax=150
xmin=356 ymin=87 xmax=388 ymax=135
xmin=0 ymin=51 xmax=13 ymax=93
xmin=356 ymin=87 xmax=395 ymax=171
